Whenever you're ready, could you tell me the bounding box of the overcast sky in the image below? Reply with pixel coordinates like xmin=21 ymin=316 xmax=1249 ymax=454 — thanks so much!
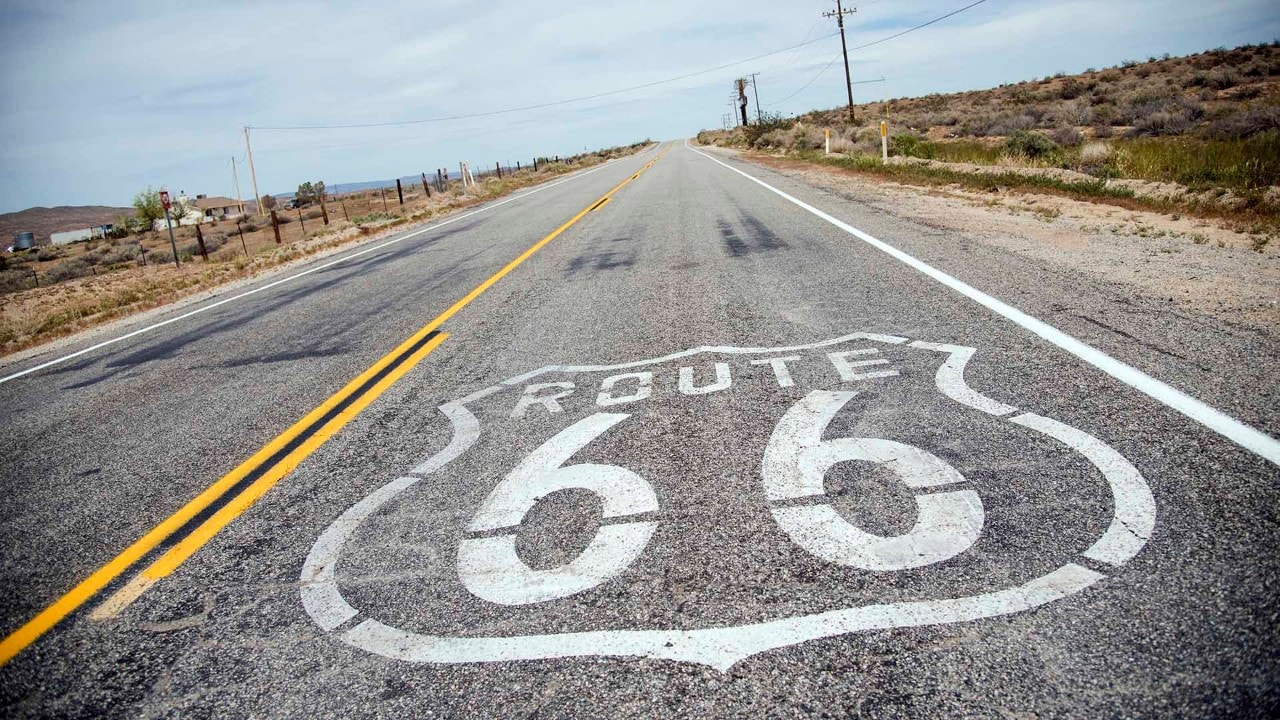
xmin=1 ymin=0 xmax=1276 ymax=213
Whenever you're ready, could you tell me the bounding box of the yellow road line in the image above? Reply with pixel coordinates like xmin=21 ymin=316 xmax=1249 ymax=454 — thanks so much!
xmin=0 ymin=145 xmax=667 ymax=667
xmin=412 ymin=145 xmax=669 ymax=338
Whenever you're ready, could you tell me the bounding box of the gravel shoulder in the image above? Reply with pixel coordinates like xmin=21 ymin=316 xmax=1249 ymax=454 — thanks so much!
xmin=737 ymin=150 xmax=1280 ymax=335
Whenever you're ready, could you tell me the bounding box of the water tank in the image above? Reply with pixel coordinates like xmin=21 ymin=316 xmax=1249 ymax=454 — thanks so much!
xmin=13 ymin=232 xmax=34 ymax=250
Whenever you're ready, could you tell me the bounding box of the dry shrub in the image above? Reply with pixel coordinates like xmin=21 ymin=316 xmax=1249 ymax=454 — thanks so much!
xmin=1204 ymin=68 xmax=1242 ymax=89
xmin=1208 ymin=105 xmax=1280 ymax=138
xmin=827 ymin=136 xmax=854 ymax=154
xmin=789 ymin=125 xmax=825 ymax=150
xmin=1079 ymin=142 xmax=1113 ymax=168
xmin=45 ymin=258 xmax=93 ymax=283
xmin=0 ymin=270 xmax=30 ymax=293
xmin=100 ymin=244 xmax=140 ymax=265
xmin=1003 ymin=130 xmax=1058 ymax=158
xmin=1051 ymin=126 xmax=1085 ymax=146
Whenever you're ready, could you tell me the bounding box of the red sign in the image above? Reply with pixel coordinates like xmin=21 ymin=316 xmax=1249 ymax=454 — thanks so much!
xmin=159 ymin=190 xmax=171 ymax=210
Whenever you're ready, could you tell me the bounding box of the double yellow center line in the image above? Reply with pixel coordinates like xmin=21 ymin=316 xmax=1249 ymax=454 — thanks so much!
xmin=0 ymin=145 xmax=668 ymax=667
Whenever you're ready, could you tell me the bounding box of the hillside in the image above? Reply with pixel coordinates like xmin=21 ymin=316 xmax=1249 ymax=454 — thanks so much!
xmin=697 ymin=42 xmax=1280 ymax=233
xmin=798 ymin=42 xmax=1279 ymax=145
xmin=0 ymin=205 xmax=131 ymax=245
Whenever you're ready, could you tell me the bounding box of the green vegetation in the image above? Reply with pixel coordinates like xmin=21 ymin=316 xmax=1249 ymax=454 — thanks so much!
xmin=350 ymin=211 xmax=400 ymax=225
xmin=788 ymin=148 xmax=1280 ymax=228
xmin=1109 ymin=133 xmax=1280 ymax=189
xmin=295 ymin=180 xmax=326 ymax=205
xmin=887 ymin=132 xmax=1280 ymax=190
xmin=1003 ymin=130 xmax=1059 ymax=159
xmin=796 ymin=149 xmax=1137 ymax=201
xmin=132 ymin=187 xmax=163 ymax=227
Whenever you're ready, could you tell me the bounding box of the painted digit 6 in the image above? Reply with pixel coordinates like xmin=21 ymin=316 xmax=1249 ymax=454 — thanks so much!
xmin=458 ymin=413 xmax=658 ymax=605
xmin=762 ymin=390 xmax=984 ymax=571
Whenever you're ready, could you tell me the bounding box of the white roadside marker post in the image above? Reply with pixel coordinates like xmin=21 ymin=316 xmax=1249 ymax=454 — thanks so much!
xmin=881 ymin=120 xmax=889 ymax=163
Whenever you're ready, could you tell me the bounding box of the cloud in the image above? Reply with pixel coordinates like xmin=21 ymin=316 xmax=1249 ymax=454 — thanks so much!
xmin=0 ymin=0 xmax=1276 ymax=211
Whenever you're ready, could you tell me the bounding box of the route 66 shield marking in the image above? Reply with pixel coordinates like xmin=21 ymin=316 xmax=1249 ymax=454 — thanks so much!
xmin=300 ymin=332 xmax=1155 ymax=671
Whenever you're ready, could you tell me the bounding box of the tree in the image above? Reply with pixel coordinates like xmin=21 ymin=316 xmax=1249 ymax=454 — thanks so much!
xmin=260 ymin=194 xmax=278 ymax=211
xmin=132 ymin=187 xmax=164 ymax=229
xmin=110 ymin=214 xmax=134 ymax=238
xmin=295 ymin=180 xmax=326 ymax=206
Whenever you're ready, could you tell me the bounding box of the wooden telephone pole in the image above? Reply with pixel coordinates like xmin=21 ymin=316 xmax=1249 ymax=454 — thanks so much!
xmin=748 ymin=72 xmax=763 ymax=123
xmin=231 ymin=156 xmax=245 ymax=216
xmin=244 ymin=126 xmax=264 ymax=217
xmin=823 ymin=0 xmax=857 ymax=123
xmin=735 ymin=78 xmax=749 ymax=127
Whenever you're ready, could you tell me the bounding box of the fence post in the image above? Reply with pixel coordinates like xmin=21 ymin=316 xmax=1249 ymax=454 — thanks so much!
xmin=396 ymin=178 xmax=404 ymax=205
xmin=381 ymin=187 xmax=388 ymax=211
xmin=517 ymin=161 xmax=521 ymax=172
xmin=496 ymin=162 xmax=502 ymax=179
xmin=320 ymin=194 xmax=330 ymax=225
xmin=271 ymin=210 xmax=281 ymax=244
xmin=195 ymin=223 xmax=209 ymax=261
xmin=421 ymin=172 xmax=431 ymax=198
xmin=236 ymin=220 xmax=248 ymax=257
xmin=31 ymin=268 xmax=38 ymax=288
xmin=534 ymin=157 xmax=539 ymax=172
xmin=341 ymin=199 xmax=349 ymax=221
xmin=297 ymin=207 xmax=306 ymax=233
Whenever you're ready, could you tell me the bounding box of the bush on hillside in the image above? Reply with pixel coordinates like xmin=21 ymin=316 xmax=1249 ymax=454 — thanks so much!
xmin=892 ymin=134 xmax=922 ymax=157
xmin=1051 ymin=126 xmax=1085 ymax=146
xmin=1003 ymin=130 xmax=1058 ymax=158
xmin=0 ymin=269 xmax=30 ymax=293
xmin=1207 ymin=105 xmax=1280 ymax=138
xmin=743 ymin=111 xmax=792 ymax=148
xmin=45 ymin=258 xmax=94 ymax=283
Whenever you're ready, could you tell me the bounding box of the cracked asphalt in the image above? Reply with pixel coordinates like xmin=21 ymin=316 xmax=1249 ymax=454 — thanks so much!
xmin=0 ymin=140 xmax=1277 ymax=718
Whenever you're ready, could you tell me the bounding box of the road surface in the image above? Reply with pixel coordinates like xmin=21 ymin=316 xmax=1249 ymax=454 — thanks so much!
xmin=1 ymin=141 xmax=1277 ymax=718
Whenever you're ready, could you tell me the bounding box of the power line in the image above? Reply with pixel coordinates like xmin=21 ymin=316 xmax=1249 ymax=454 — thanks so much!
xmin=768 ymin=55 xmax=841 ymax=107
xmin=768 ymin=0 xmax=991 ymax=109
xmin=252 ymin=31 xmax=839 ymax=132
xmin=851 ymin=0 xmax=989 ymax=52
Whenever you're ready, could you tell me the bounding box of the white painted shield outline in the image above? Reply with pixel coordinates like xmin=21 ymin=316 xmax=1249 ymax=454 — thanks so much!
xmin=300 ymin=332 xmax=1155 ymax=671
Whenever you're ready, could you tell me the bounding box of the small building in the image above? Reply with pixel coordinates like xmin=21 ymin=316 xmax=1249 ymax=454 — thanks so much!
xmin=51 ymin=225 xmax=113 ymax=246
xmin=194 ymin=194 xmax=244 ymax=222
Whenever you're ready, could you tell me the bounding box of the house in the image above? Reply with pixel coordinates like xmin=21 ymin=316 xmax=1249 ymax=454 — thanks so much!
xmin=150 ymin=192 xmax=244 ymax=231
xmin=193 ymin=194 xmax=244 ymax=222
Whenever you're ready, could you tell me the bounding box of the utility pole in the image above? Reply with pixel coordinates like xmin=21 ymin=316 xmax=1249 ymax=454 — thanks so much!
xmin=748 ymin=72 xmax=763 ymax=123
xmin=231 ymin=156 xmax=245 ymax=216
xmin=823 ymin=0 xmax=857 ymax=124
xmin=159 ymin=190 xmax=180 ymax=269
xmin=735 ymin=78 xmax=749 ymax=127
xmin=244 ymin=126 xmax=264 ymax=217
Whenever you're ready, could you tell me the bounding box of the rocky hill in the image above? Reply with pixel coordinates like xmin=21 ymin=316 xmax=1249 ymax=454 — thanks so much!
xmin=0 ymin=205 xmax=131 ymax=246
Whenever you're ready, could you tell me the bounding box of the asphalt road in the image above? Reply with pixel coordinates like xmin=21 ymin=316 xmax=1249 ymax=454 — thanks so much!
xmin=0 ymin=140 xmax=1277 ymax=718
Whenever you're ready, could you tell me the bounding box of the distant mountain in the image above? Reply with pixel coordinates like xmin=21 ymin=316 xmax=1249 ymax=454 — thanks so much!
xmin=1 ymin=205 xmax=131 ymax=245
xmin=270 ymin=176 xmax=430 ymax=200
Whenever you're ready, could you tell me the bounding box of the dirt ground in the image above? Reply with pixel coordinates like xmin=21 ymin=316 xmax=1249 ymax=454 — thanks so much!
xmin=749 ymin=154 xmax=1280 ymax=334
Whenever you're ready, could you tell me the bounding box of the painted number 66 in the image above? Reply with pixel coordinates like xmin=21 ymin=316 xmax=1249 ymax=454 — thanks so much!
xmin=458 ymin=390 xmax=983 ymax=605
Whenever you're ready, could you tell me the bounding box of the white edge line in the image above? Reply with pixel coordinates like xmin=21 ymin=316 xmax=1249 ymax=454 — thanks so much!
xmin=0 ymin=158 xmax=627 ymax=386
xmin=684 ymin=139 xmax=1280 ymax=468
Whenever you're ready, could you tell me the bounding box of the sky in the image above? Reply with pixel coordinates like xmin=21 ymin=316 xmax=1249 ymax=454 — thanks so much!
xmin=1 ymin=0 xmax=1277 ymax=213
